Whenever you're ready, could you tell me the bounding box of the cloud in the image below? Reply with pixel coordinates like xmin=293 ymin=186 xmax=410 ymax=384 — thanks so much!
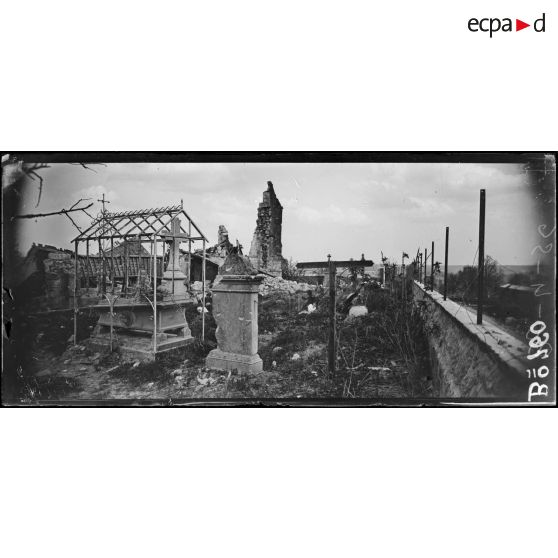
xmin=281 ymin=196 xmax=300 ymax=209
xmin=78 ymin=184 xmax=120 ymax=204
xmin=295 ymin=204 xmax=368 ymax=225
xmin=407 ymin=197 xmax=455 ymax=217
xmin=13 ymin=161 xmax=536 ymax=265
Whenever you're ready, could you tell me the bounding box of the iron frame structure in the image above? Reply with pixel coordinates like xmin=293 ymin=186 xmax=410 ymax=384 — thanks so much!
xmin=71 ymin=202 xmax=208 ymax=353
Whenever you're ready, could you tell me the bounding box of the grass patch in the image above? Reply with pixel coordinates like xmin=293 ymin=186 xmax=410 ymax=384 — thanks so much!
xmin=19 ymin=373 xmax=80 ymax=402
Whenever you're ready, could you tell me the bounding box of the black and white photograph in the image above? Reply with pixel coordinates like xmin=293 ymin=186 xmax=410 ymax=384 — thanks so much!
xmin=3 ymin=153 xmax=556 ymax=406
xmin=2 ymin=2 xmax=557 ymax=558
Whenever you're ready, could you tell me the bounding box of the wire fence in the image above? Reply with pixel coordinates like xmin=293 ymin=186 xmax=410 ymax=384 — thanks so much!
xmin=386 ymin=189 xmax=540 ymax=337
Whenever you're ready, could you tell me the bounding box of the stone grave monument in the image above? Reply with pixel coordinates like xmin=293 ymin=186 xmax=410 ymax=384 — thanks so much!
xmin=205 ymin=253 xmax=264 ymax=374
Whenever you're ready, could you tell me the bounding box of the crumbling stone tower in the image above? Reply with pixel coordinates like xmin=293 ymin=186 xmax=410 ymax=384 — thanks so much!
xmin=249 ymin=181 xmax=285 ymax=277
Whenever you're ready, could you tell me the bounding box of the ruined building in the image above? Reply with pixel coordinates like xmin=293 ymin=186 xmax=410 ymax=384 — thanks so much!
xmin=211 ymin=225 xmax=234 ymax=259
xmin=248 ymin=181 xmax=286 ymax=277
xmin=14 ymin=241 xmax=157 ymax=311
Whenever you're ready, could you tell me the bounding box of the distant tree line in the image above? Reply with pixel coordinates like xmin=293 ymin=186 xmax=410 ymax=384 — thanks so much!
xmin=445 ymin=255 xmax=503 ymax=304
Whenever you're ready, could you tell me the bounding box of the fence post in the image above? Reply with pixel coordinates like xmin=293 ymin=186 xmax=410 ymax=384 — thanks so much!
xmin=73 ymin=240 xmax=78 ymax=345
xmin=477 ymin=189 xmax=486 ymax=324
xmin=444 ymin=226 xmax=449 ymax=300
xmin=110 ymin=236 xmax=115 ymax=294
xmin=430 ymin=241 xmax=434 ymax=292
xmin=401 ymin=252 xmax=405 ymax=300
xmin=328 ymin=255 xmax=336 ymax=377
xmin=86 ymin=240 xmax=90 ymax=292
xmin=153 ymin=235 xmax=157 ymax=355
xmin=123 ymin=239 xmax=129 ymax=296
xmin=202 ymin=239 xmax=206 ymax=340
xmin=100 ymin=239 xmax=106 ymax=294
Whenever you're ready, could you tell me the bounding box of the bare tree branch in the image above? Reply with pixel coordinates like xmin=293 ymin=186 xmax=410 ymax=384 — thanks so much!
xmin=69 ymin=162 xmax=107 ymax=173
xmin=25 ymin=163 xmax=50 ymax=172
xmin=12 ymin=202 xmax=94 ymax=220
xmin=64 ymin=211 xmax=83 ymax=232
xmin=69 ymin=197 xmax=91 ymax=210
xmin=2 ymin=158 xmax=105 ymax=208
xmin=26 ymin=169 xmax=46 ymax=207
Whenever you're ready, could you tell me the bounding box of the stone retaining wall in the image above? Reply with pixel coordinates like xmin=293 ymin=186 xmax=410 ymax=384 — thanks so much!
xmin=412 ymin=281 xmax=530 ymax=399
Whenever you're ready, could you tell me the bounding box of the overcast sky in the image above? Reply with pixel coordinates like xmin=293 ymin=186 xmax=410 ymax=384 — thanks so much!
xmin=14 ymin=162 xmax=538 ymax=265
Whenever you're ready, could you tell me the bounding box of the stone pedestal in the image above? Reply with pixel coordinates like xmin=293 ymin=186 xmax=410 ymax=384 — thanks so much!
xmin=206 ymin=274 xmax=263 ymax=374
xmin=89 ymin=298 xmax=193 ymax=361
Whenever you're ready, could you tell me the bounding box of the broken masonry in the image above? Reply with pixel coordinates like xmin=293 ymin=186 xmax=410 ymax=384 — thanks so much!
xmin=248 ymin=181 xmax=287 ymax=277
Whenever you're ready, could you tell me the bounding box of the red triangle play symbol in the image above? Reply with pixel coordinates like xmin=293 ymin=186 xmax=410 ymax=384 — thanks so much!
xmin=516 ymin=19 xmax=530 ymax=31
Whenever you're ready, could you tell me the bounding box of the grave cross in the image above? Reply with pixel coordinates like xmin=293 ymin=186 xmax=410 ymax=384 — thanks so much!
xmin=97 ymin=193 xmax=111 ymax=215
xmin=299 ymin=255 xmax=374 ymax=378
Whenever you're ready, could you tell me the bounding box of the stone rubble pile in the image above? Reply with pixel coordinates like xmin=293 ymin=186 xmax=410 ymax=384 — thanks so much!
xmin=258 ymin=275 xmax=316 ymax=296
xmin=190 ymin=281 xmax=205 ymax=292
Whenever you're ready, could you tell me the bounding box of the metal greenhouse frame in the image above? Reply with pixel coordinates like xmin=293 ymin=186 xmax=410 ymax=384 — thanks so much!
xmin=71 ymin=202 xmax=208 ymax=352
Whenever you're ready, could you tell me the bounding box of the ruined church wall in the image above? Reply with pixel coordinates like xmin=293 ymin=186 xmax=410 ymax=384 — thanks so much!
xmin=249 ymin=183 xmax=284 ymax=276
xmin=411 ymin=281 xmax=529 ymax=399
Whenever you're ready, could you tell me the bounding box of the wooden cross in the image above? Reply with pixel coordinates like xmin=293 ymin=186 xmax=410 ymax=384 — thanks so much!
xmin=97 ymin=193 xmax=111 ymax=215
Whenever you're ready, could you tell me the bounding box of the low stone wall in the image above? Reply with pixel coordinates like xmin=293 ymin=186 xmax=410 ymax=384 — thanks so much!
xmin=412 ymin=281 xmax=530 ymax=399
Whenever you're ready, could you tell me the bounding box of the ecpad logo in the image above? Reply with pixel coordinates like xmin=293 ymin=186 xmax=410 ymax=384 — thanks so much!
xmin=468 ymin=13 xmax=546 ymax=37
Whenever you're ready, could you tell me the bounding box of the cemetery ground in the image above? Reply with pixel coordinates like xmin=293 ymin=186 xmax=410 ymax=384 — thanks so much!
xmin=10 ymin=284 xmax=436 ymax=403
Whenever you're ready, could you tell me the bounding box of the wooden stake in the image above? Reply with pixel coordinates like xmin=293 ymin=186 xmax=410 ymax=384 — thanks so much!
xmin=153 ymin=236 xmax=157 ymax=355
xmin=138 ymin=235 xmax=142 ymax=285
xmin=73 ymin=240 xmax=78 ymax=345
xmin=188 ymin=221 xmax=192 ymax=287
xmin=328 ymin=255 xmax=336 ymax=377
xmin=110 ymin=236 xmax=115 ymax=294
xmin=444 ymin=227 xmax=449 ymax=300
xmin=100 ymin=239 xmax=106 ymax=294
xmin=85 ymin=240 xmax=90 ymax=291
xmin=477 ymin=189 xmax=486 ymax=325
xmin=430 ymin=241 xmax=434 ymax=292
xmin=401 ymin=252 xmax=405 ymax=300
xmin=202 ymin=239 xmax=206 ymax=340
xmin=124 ymin=238 xmax=129 ymax=296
